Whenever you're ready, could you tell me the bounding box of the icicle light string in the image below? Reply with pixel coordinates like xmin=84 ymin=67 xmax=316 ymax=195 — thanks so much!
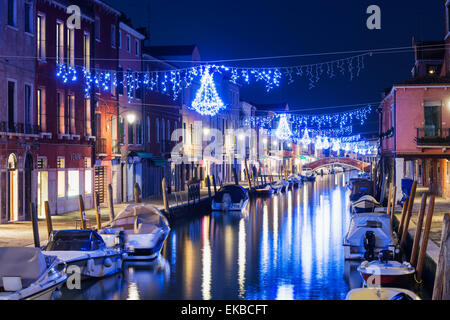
xmin=56 ymin=53 xmax=371 ymax=101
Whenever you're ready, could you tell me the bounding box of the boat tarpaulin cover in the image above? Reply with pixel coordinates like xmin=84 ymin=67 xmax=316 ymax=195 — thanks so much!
xmin=214 ymin=184 xmax=248 ymax=203
xmin=110 ymin=204 xmax=169 ymax=234
xmin=0 ymin=247 xmax=47 ymax=288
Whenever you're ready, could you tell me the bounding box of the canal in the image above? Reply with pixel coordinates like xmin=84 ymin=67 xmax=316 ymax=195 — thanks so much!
xmin=60 ymin=172 xmax=366 ymax=300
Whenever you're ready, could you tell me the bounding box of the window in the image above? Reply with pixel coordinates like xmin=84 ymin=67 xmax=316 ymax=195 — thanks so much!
xmin=67 ymin=170 xmax=79 ymax=197
xmin=25 ymin=85 xmax=32 ymax=129
xmin=161 ymin=119 xmax=165 ymax=142
xmin=8 ymin=0 xmax=17 ymax=27
xmin=67 ymin=28 xmax=75 ymax=67
xmin=83 ymin=33 xmax=90 ymax=72
xmin=156 ymin=118 xmax=160 ymax=143
xmin=135 ymin=39 xmax=139 ymax=56
xmin=56 ymin=21 xmax=64 ymax=64
xmin=167 ymin=120 xmax=171 ymax=141
xmin=37 ymin=89 xmax=43 ymax=130
xmin=67 ymin=94 xmax=75 ymax=134
xmin=111 ymin=25 xmax=116 ymax=48
xmin=183 ymin=122 xmax=186 ymax=143
xmin=95 ymin=17 xmax=100 ymax=41
xmin=147 ymin=116 xmax=151 ymax=142
xmin=85 ymin=98 xmax=91 ymax=136
xmin=8 ymin=81 xmax=16 ymax=127
xmin=118 ymin=30 xmax=122 ymax=49
xmin=25 ymin=2 xmax=32 ymax=33
xmin=427 ymin=65 xmax=440 ymax=75
xmin=119 ymin=116 xmax=125 ymax=144
xmin=117 ymin=66 xmax=124 ymax=95
xmin=190 ymin=124 xmax=193 ymax=144
xmin=128 ymin=122 xmax=134 ymax=145
xmin=136 ymin=120 xmax=142 ymax=144
xmin=126 ymin=35 xmax=131 ymax=53
xmin=37 ymin=14 xmax=46 ymax=60
xmin=57 ymin=92 xmax=65 ymax=134
xmin=424 ymin=102 xmax=442 ymax=137
xmin=447 ymin=3 xmax=450 ymax=34
xmin=57 ymin=157 xmax=65 ymax=198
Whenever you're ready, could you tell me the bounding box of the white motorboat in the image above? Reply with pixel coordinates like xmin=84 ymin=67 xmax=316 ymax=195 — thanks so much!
xmin=357 ymin=250 xmax=415 ymax=286
xmin=255 ymin=184 xmax=275 ymax=196
xmin=343 ymin=213 xmax=397 ymax=260
xmin=351 ymin=195 xmax=380 ymax=213
xmin=101 ymin=204 xmax=171 ymax=261
xmin=43 ymin=230 xmax=123 ymax=278
xmin=0 ymin=247 xmax=67 ymax=300
xmin=346 ymin=288 xmax=421 ymax=300
xmin=211 ymin=184 xmax=249 ymax=211
xmin=301 ymin=169 xmax=316 ymax=182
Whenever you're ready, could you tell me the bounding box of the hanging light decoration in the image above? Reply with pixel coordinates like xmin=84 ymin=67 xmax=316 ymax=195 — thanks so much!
xmin=322 ymin=137 xmax=330 ymax=149
xmin=191 ymin=67 xmax=225 ymax=116
xmin=275 ymin=114 xmax=292 ymax=141
xmin=332 ymin=139 xmax=341 ymax=152
xmin=315 ymin=136 xmax=323 ymax=150
xmin=301 ymin=128 xmax=312 ymax=146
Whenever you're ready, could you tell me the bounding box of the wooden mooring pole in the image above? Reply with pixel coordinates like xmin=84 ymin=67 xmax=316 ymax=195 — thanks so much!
xmin=206 ymin=175 xmax=212 ymax=204
xmin=386 ymin=182 xmax=393 ymax=217
xmin=409 ymin=193 xmax=428 ymax=267
xmin=78 ymin=195 xmax=87 ymax=230
xmin=212 ymin=175 xmax=218 ymax=194
xmin=30 ymin=202 xmax=40 ymax=248
xmin=400 ymin=180 xmax=418 ymax=246
xmin=390 ymin=186 xmax=397 ymax=226
xmin=44 ymin=201 xmax=53 ymax=237
xmin=398 ymin=200 xmax=409 ymax=240
xmin=94 ymin=191 xmax=101 ymax=231
xmin=416 ymin=195 xmax=435 ymax=283
xmin=134 ymin=182 xmax=142 ymax=203
xmin=432 ymin=214 xmax=450 ymax=300
xmin=162 ymin=178 xmax=170 ymax=215
xmin=108 ymin=184 xmax=115 ymax=222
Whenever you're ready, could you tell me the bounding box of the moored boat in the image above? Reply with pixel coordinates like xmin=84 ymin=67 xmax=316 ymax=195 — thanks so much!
xmin=343 ymin=213 xmax=397 ymax=260
xmin=351 ymin=195 xmax=380 ymax=213
xmin=0 ymin=247 xmax=67 ymax=300
xmin=345 ymin=288 xmax=421 ymax=300
xmin=211 ymin=184 xmax=249 ymax=211
xmin=100 ymin=204 xmax=171 ymax=261
xmin=358 ymin=258 xmax=415 ymax=286
xmin=43 ymin=230 xmax=123 ymax=278
xmin=255 ymin=184 xmax=275 ymax=196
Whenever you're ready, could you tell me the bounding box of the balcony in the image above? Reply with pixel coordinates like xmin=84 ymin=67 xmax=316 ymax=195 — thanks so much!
xmin=0 ymin=122 xmax=41 ymax=136
xmin=416 ymin=128 xmax=450 ymax=148
xmin=96 ymin=138 xmax=107 ymax=155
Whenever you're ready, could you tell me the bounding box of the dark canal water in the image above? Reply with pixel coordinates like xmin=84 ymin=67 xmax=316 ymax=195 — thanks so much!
xmin=61 ymin=172 xmax=368 ymax=300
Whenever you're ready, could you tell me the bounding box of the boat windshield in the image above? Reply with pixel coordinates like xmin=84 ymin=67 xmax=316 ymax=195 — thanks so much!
xmin=46 ymin=231 xmax=93 ymax=251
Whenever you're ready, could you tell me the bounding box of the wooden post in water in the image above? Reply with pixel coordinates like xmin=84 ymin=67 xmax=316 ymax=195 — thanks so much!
xmin=94 ymin=191 xmax=101 ymax=231
xmin=108 ymin=184 xmax=115 ymax=222
xmin=212 ymin=175 xmax=218 ymax=194
xmin=416 ymin=195 xmax=435 ymax=283
xmin=206 ymin=175 xmax=212 ymax=204
xmin=390 ymin=186 xmax=397 ymax=226
xmin=401 ymin=180 xmax=418 ymax=245
xmin=244 ymin=161 xmax=252 ymax=190
xmin=432 ymin=214 xmax=450 ymax=300
xmin=78 ymin=195 xmax=86 ymax=230
xmin=162 ymin=178 xmax=170 ymax=215
xmin=44 ymin=201 xmax=53 ymax=237
xmin=398 ymin=200 xmax=409 ymax=240
xmin=386 ymin=183 xmax=393 ymax=217
xmin=30 ymin=202 xmax=40 ymax=248
xmin=233 ymin=167 xmax=239 ymax=185
xmin=134 ymin=182 xmax=141 ymax=203
xmin=409 ymin=193 xmax=428 ymax=267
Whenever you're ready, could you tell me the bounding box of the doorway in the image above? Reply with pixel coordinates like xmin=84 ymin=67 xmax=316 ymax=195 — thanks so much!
xmin=8 ymin=154 xmax=18 ymax=222
xmin=37 ymin=171 xmax=48 ymax=219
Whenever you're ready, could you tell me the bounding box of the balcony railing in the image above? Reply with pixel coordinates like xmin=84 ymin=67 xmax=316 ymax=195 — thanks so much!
xmin=96 ymin=138 xmax=107 ymax=154
xmin=0 ymin=122 xmax=41 ymax=135
xmin=416 ymin=128 xmax=450 ymax=147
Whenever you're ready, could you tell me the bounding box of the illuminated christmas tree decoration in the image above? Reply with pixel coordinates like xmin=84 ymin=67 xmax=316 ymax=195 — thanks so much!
xmin=332 ymin=139 xmax=341 ymax=152
xmin=315 ymin=136 xmax=323 ymax=150
xmin=191 ymin=67 xmax=225 ymax=116
xmin=275 ymin=114 xmax=292 ymax=141
xmin=300 ymin=129 xmax=312 ymax=146
xmin=344 ymin=143 xmax=351 ymax=152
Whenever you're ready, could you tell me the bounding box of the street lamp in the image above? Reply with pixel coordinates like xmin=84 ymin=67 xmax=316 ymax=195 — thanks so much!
xmin=126 ymin=113 xmax=136 ymax=124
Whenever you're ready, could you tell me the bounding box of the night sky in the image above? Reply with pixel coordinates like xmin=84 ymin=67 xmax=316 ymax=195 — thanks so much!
xmin=108 ymin=0 xmax=444 ymax=134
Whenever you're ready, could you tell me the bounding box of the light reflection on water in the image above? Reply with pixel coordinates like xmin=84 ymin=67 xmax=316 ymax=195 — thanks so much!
xmin=60 ymin=172 xmax=364 ymax=300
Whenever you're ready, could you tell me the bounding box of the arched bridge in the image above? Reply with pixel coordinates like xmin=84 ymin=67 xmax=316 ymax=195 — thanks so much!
xmin=303 ymin=157 xmax=370 ymax=172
